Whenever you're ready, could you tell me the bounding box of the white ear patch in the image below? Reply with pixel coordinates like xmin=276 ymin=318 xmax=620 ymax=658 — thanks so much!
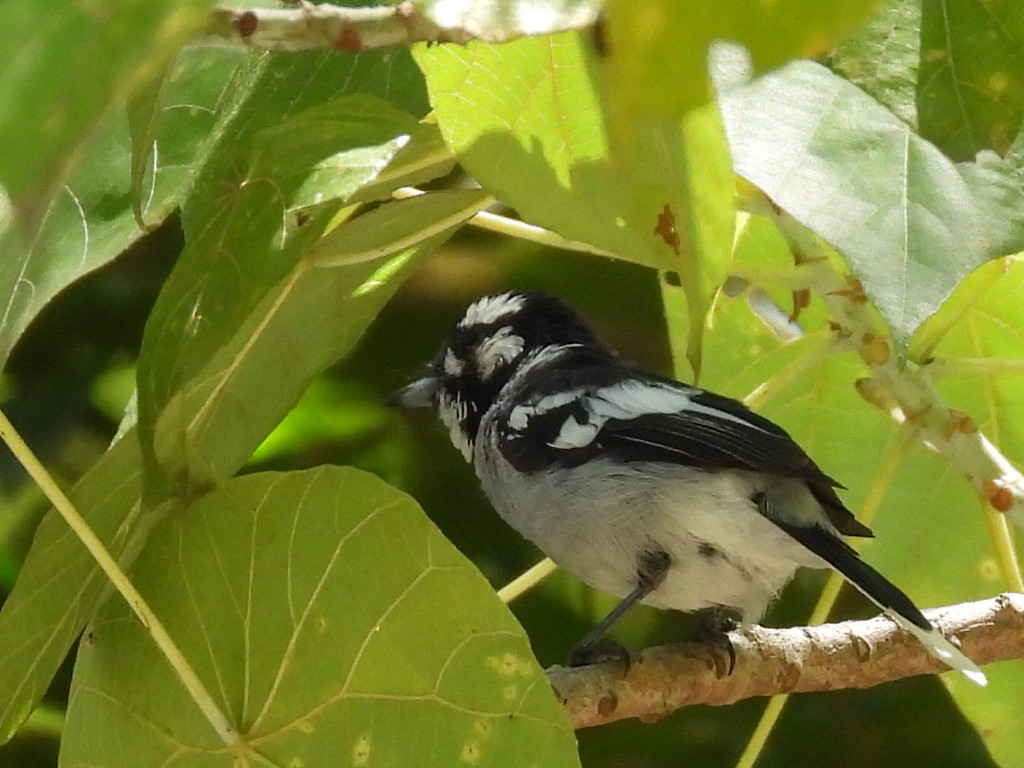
xmin=475 ymin=326 xmax=525 ymax=380
xmin=459 ymin=292 xmax=527 ymax=328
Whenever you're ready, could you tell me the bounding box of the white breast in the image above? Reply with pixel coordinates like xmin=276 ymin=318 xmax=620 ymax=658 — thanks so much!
xmin=475 ymin=424 xmax=825 ymax=621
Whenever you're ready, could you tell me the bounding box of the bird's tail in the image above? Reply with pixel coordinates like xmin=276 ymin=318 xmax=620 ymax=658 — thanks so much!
xmin=885 ymin=607 xmax=987 ymax=686
xmin=779 ymin=523 xmax=987 ymax=686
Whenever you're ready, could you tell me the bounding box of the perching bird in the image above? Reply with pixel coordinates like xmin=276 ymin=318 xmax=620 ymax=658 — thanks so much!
xmin=386 ymin=290 xmax=985 ymax=684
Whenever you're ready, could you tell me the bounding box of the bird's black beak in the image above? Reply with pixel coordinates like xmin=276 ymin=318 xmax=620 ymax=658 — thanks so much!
xmin=384 ymin=375 xmax=440 ymax=409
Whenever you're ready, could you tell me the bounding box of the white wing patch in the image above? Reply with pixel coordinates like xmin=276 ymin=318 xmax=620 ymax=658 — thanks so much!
xmin=551 ymin=416 xmax=598 ymax=449
xmin=547 ymin=381 xmax=691 ymax=449
xmin=475 ymin=326 xmax=525 ymax=380
xmin=459 ymin=292 xmax=526 ymax=328
xmin=589 ymin=381 xmax=694 ymax=420
xmin=509 ymin=387 xmax=588 ymax=431
xmin=590 ymin=380 xmax=774 ymax=435
xmin=540 ymin=380 xmax=773 ymax=450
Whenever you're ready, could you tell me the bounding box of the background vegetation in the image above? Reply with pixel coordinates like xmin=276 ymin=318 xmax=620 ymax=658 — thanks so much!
xmin=0 ymin=0 xmax=1022 ymax=766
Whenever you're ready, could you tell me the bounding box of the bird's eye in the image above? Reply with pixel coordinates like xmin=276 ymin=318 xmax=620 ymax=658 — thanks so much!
xmin=461 ymin=326 xmax=488 ymax=349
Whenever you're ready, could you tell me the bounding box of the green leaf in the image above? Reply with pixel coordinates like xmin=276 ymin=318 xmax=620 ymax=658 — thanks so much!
xmin=182 ymin=47 xmax=428 ymax=239
xmin=416 ymin=35 xmax=734 ymax=375
xmin=716 ymin=57 xmax=1024 ymax=353
xmin=913 ymin=257 xmax=1024 ymax=764
xmin=708 ymin=213 xmax=993 ymax=602
xmin=0 ymin=44 xmax=245 ymax=372
xmin=0 ymin=0 xmax=216 ymax=220
xmin=137 ymin=45 xmax=250 ymax=222
xmin=128 ymin=44 xmax=248 ymax=230
xmin=829 ymin=0 xmax=922 ymax=128
xmin=62 ymin=467 xmax=580 ymax=768
xmin=140 ymin=176 xmax=489 ymax=496
xmin=134 ymin=46 xmax=431 ymax=501
xmin=127 ymin=62 xmax=171 ymax=231
xmin=415 ymin=35 xmax=659 ymax=269
xmin=918 ymin=0 xmax=1024 ymax=160
xmin=352 ymin=120 xmax=457 ymax=204
xmin=868 ymin=443 xmax=1022 ymax=766
xmin=720 ymin=216 xmax=1022 ymax=759
xmin=0 ymin=433 xmax=146 ymax=744
xmin=606 ymin=0 xmax=878 ymax=117
xmin=658 ymin=105 xmax=735 ymax=380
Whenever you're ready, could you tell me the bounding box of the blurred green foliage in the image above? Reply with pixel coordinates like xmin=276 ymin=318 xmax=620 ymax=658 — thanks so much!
xmin=1 ymin=0 xmax=1023 ymax=766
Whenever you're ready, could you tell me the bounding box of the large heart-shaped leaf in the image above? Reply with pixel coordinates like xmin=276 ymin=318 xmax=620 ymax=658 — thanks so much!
xmin=61 ymin=467 xmax=580 ymax=768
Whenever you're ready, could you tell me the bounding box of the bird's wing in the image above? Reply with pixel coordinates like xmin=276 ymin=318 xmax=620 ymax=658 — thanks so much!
xmin=498 ymin=369 xmax=871 ymax=537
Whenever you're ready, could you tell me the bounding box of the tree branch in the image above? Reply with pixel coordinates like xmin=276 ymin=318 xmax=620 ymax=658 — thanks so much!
xmin=548 ymin=594 xmax=1024 ymax=729
xmin=205 ymin=2 xmax=600 ymax=52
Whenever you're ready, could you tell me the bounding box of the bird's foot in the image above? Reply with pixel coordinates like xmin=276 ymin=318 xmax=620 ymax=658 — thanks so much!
xmin=693 ymin=607 xmax=739 ymax=677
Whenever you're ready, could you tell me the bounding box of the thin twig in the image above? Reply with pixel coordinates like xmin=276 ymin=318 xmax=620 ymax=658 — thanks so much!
xmin=549 ymin=594 xmax=1024 ymax=729
xmin=205 ymin=2 xmax=601 ymax=52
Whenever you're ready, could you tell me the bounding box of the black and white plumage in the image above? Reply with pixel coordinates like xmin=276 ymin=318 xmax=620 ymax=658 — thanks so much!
xmin=387 ymin=291 xmax=985 ymax=683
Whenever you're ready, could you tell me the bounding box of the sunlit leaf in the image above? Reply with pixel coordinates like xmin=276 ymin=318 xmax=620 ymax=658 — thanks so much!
xmin=657 ymin=105 xmax=734 ymax=379
xmin=62 ymin=467 xmax=580 ymax=768
xmin=416 ymin=34 xmax=734 ymax=375
xmin=911 ymin=257 xmax=1024 ymax=765
xmin=716 ymin=56 xmax=1024 ymax=353
xmin=719 ymin=215 xmax=1023 ymax=762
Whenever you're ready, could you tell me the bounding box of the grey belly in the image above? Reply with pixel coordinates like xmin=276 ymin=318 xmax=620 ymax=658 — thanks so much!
xmin=476 ymin=452 xmax=824 ymax=620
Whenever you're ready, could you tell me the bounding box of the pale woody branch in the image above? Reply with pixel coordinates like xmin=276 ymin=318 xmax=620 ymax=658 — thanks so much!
xmin=549 ymin=593 xmax=1024 ymax=729
xmin=205 ymin=2 xmax=601 ymax=52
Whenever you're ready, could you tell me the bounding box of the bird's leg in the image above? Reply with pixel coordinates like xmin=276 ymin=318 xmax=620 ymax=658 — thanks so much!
xmin=566 ymin=550 xmax=671 ymax=667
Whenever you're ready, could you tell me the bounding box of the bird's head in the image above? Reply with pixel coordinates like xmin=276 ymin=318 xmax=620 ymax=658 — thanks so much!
xmin=385 ymin=291 xmax=609 ymax=461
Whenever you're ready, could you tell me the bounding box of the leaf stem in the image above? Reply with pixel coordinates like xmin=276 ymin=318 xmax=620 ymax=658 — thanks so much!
xmin=0 ymin=409 xmax=238 ymax=747
xmin=928 ymin=358 xmax=1024 ymax=377
xmin=741 ymin=334 xmax=838 ymax=410
xmin=983 ymin=501 xmax=1024 ymax=592
xmin=497 ymin=558 xmax=558 ymax=604
xmin=733 ymin=695 xmax=786 ymax=768
xmin=391 ymin=186 xmax=619 ymax=259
